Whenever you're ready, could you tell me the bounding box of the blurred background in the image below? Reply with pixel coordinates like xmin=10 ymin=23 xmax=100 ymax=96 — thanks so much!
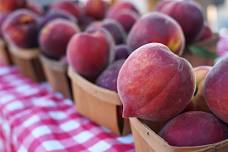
xmin=32 ymin=0 xmax=228 ymax=33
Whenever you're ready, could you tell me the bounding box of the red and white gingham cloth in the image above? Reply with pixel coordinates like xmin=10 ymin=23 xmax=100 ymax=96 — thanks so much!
xmin=0 ymin=64 xmax=134 ymax=152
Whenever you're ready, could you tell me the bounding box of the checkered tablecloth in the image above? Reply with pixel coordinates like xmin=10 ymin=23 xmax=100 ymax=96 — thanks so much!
xmin=0 ymin=64 xmax=134 ymax=152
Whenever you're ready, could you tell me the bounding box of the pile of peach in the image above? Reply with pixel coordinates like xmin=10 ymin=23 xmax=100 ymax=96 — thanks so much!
xmin=0 ymin=0 xmax=140 ymax=88
xmin=0 ymin=0 xmax=227 ymax=147
xmin=118 ymin=43 xmax=228 ymax=147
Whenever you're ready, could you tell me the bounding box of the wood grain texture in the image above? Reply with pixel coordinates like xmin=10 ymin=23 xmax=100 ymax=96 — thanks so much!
xmin=9 ymin=44 xmax=45 ymax=82
xmin=68 ymin=67 xmax=130 ymax=135
xmin=40 ymin=55 xmax=72 ymax=98
xmin=0 ymin=39 xmax=12 ymax=65
xmin=130 ymin=118 xmax=228 ymax=152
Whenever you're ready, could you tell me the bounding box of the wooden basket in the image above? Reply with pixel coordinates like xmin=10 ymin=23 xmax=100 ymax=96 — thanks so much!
xmin=40 ymin=55 xmax=71 ymax=98
xmin=68 ymin=67 xmax=131 ymax=135
xmin=0 ymin=39 xmax=12 ymax=65
xmin=182 ymin=34 xmax=219 ymax=67
xmin=8 ymin=44 xmax=45 ymax=82
xmin=130 ymin=118 xmax=228 ymax=152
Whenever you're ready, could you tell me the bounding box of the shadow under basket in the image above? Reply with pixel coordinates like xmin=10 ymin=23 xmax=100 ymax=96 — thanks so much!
xmin=0 ymin=39 xmax=12 ymax=65
xmin=40 ymin=55 xmax=72 ymax=99
xmin=182 ymin=34 xmax=219 ymax=67
xmin=68 ymin=67 xmax=130 ymax=135
xmin=8 ymin=44 xmax=45 ymax=82
xmin=130 ymin=118 xmax=228 ymax=152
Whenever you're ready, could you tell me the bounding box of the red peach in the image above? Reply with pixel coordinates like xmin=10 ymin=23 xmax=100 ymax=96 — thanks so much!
xmin=85 ymin=28 xmax=115 ymax=52
xmin=112 ymin=44 xmax=130 ymax=61
xmin=117 ymin=43 xmax=195 ymax=121
xmin=197 ymin=23 xmax=213 ymax=41
xmin=159 ymin=111 xmax=228 ymax=146
xmin=51 ymin=0 xmax=81 ymax=19
xmin=2 ymin=9 xmax=39 ymax=48
xmin=0 ymin=0 xmax=26 ymax=12
xmin=127 ymin=12 xmax=185 ymax=55
xmin=96 ymin=59 xmax=125 ymax=92
xmin=26 ymin=1 xmax=44 ymax=15
xmin=101 ymin=19 xmax=126 ymax=44
xmin=204 ymin=56 xmax=228 ymax=123
xmin=155 ymin=0 xmax=173 ymax=11
xmin=67 ymin=29 xmax=112 ymax=80
xmin=39 ymin=19 xmax=80 ymax=60
xmin=38 ymin=10 xmax=77 ymax=32
xmin=107 ymin=1 xmax=139 ymax=18
xmin=86 ymin=19 xmax=126 ymax=44
xmin=84 ymin=0 xmax=109 ymax=20
xmin=78 ymin=15 xmax=96 ymax=31
xmin=108 ymin=10 xmax=139 ymax=33
xmin=185 ymin=66 xmax=212 ymax=112
xmin=85 ymin=21 xmax=101 ymax=32
xmin=156 ymin=0 xmax=204 ymax=43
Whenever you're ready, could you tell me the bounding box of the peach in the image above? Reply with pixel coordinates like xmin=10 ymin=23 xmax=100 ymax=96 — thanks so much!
xmin=78 ymin=15 xmax=96 ymax=31
xmin=0 ymin=13 xmax=8 ymax=38
xmin=156 ymin=0 xmax=173 ymax=11
xmin=112 ymin=44 xmax=130 ymax=61
xmin=185 ymin=66 xmax=211 ymax=112
xmin=108 ymin=10 xmax=139 ymax=33
xmin=2 ymin=9 xmax=39 ymax=48
xmin=156 ymin=0 xmax=204 ymax=43
xmin=67 ymin=29 xmax=113 ymax=80
xmin=197 ymin=23 xmax=213 ymax=41
xmin=101 ymin=19 xmax=126 ymax=44
xmin=159 ymin=111 xmax=228 ymax=146
xmin=107 ymin=1 xmax=139 ymax=18
xmin=204 ymin=56 xmax=228 ymax=123
xmin=39 ymin=19 xmax=80 ymax=60
xmin=51 ymin=0 xmax=81 ymax=19
xmin=96 ymin=59 xmax=125 ymax=91
xmin=127 ymin=12 xmax=185 ymax=55
xmin=86 ymin=19 xmax=126 ymax=44
xmin=38 ymin=10 xmax=77 ymax=31
xmin=117 ymin=43 xmax=195 ymax=121
xmin=85 ymin=28 xmax=115 ymax=51
xmin=0 ymin=0 xmax=26 ymax=12
xmin=85 ymin=21 xmax=101 ymax=32
xmin=84 ymin=0 xmax=108 ymax=20
xmin=26 ymin=1 xmax=44 ymax=15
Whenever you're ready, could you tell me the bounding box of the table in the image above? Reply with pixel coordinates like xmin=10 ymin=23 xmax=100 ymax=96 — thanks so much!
xmin=0 ymin=64 xmax=134 ymax=152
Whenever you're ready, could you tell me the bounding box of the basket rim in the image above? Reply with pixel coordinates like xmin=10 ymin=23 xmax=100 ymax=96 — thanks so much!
xmin=68 ymin=66 xmax=122 ymax=105
xmin=130 ymin=118 xmax=228 ymax=151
